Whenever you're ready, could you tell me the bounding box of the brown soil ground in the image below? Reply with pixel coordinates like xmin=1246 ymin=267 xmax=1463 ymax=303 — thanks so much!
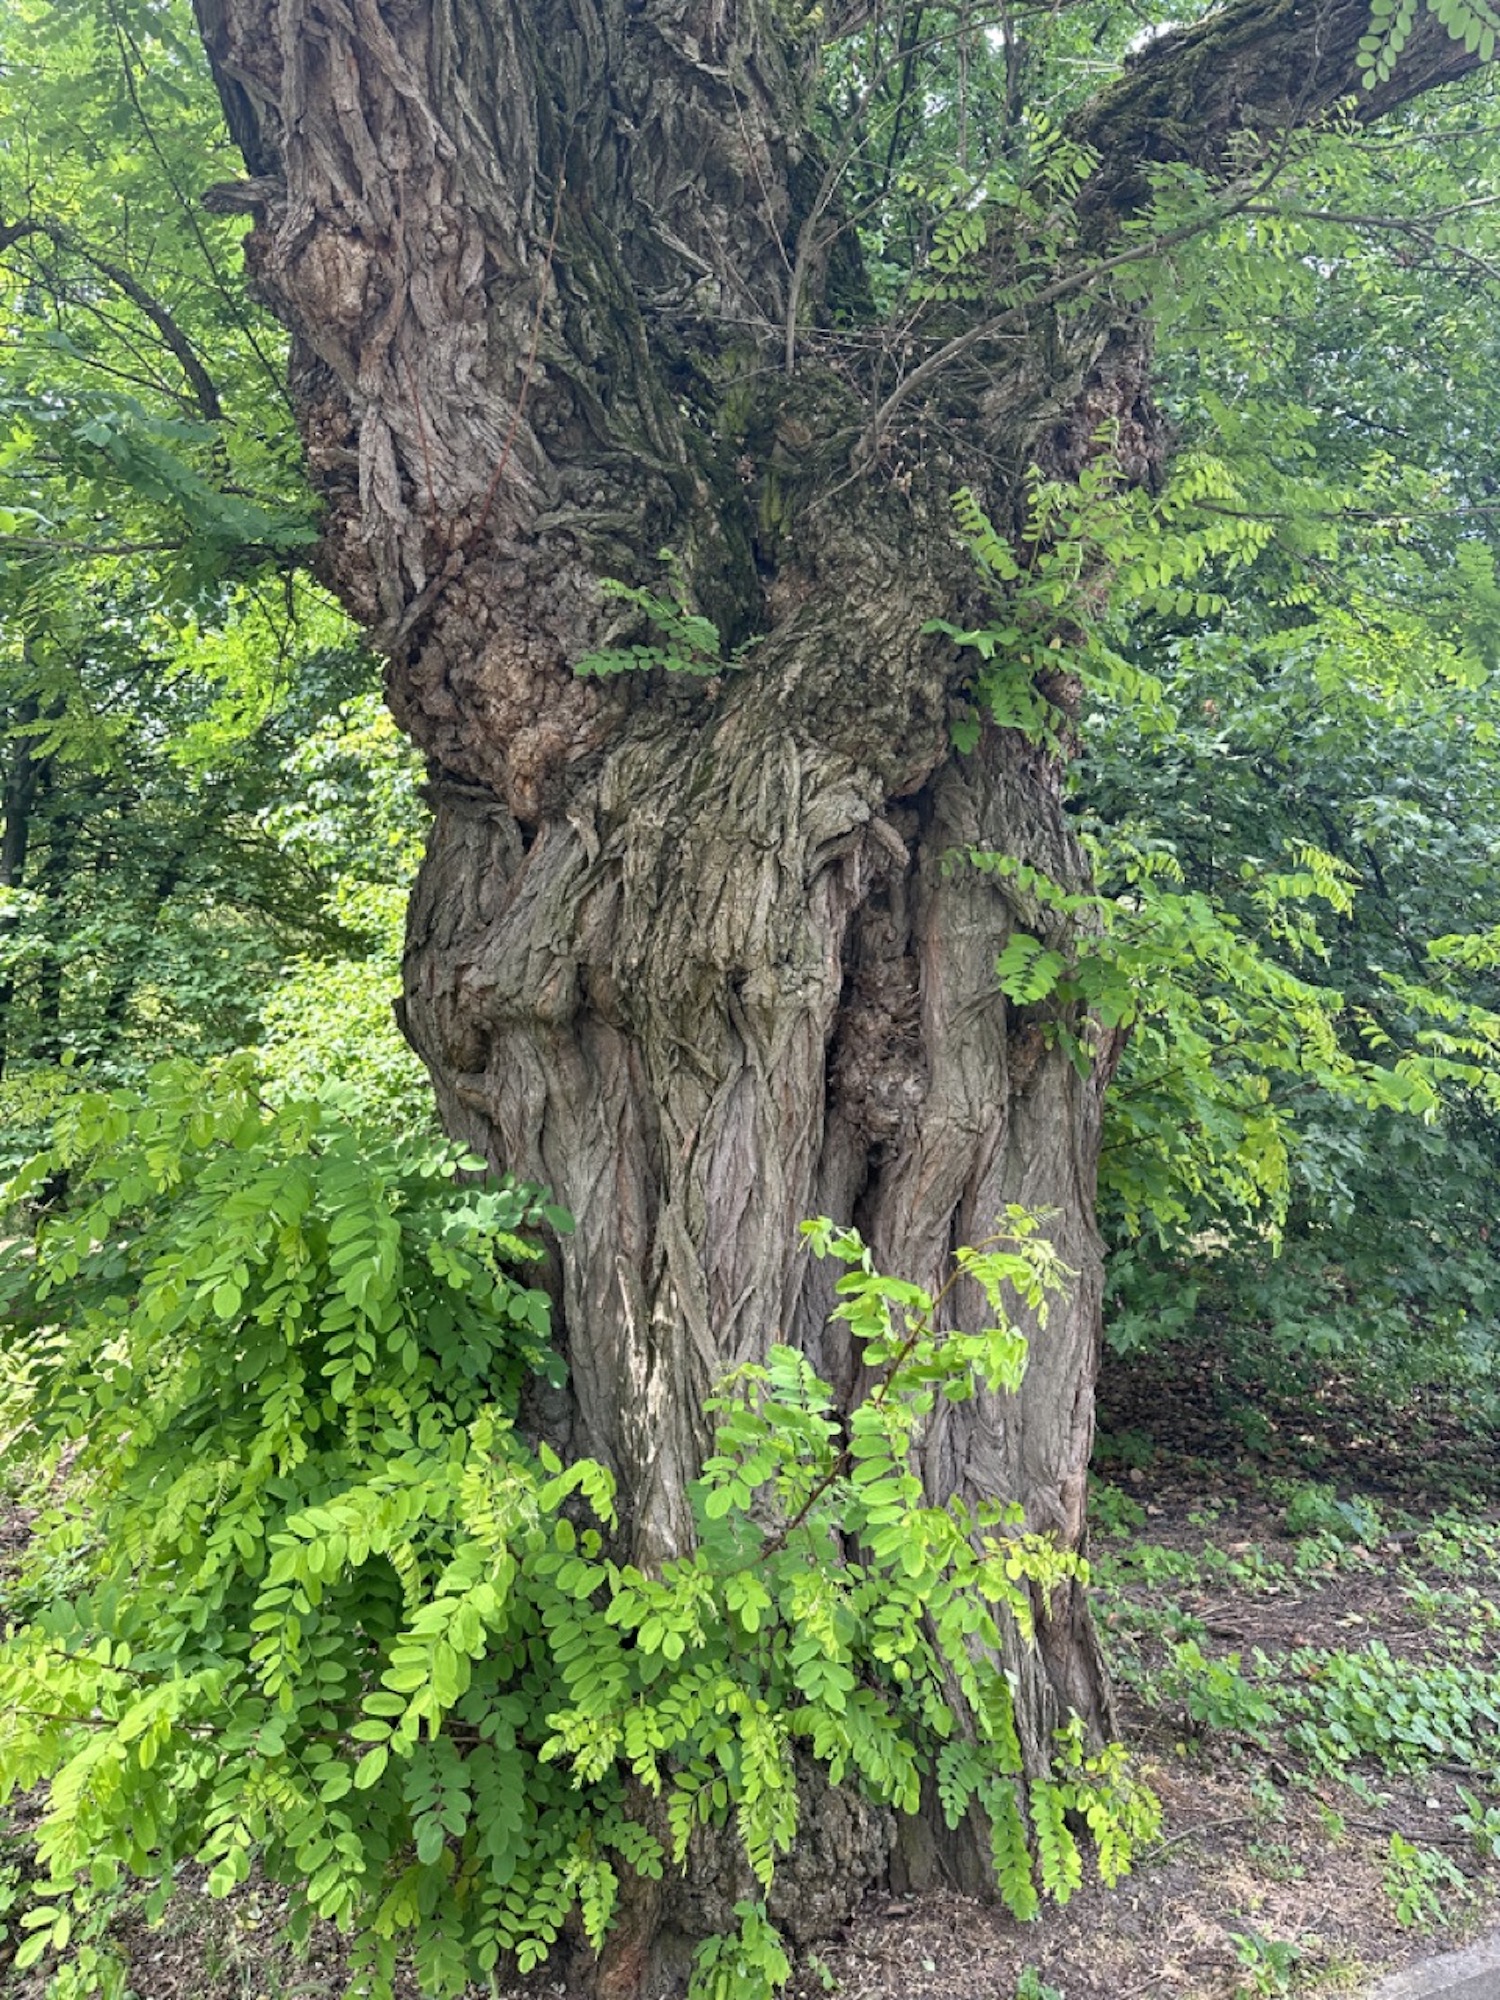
xmin=778 ymin=1547 xmax=1500 ymax=2000
xmin=775 ymin=1348 xmax=1500 ymax=1999
xmin=3 ymin=1341 xmax=1498 ymax=2000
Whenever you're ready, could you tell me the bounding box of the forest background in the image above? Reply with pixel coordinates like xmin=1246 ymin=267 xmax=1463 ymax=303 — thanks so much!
xmin=4 ymin=0 xmax=1500 ymax=1991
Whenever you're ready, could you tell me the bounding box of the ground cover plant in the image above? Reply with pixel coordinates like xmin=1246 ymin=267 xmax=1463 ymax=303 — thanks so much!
xmin=0 ymin=1067 xmax=1165 ymax=2000
xmin=4 ymin=1346 xmax=1498 ymax=1999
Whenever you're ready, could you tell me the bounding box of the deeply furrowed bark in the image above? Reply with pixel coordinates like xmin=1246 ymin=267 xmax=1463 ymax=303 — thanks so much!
xmin=189 ymin=0 xmax=1483 ymax=1977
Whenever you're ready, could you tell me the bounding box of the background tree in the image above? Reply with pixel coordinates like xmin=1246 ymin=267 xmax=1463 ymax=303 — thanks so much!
xmin=1073 ymin=114 xmax=1500 ymax=1392
xmin=0 ymin=0 xmax=427 ymax=1138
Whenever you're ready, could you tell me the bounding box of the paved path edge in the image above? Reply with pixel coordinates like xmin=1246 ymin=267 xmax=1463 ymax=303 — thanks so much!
xmin=1365 ymin=1931 xmax=1500 ymax=1999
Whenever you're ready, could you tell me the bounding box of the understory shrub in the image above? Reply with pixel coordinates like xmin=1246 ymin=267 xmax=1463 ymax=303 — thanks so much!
xmin=0 ymin=1061 xmax=1158 ymax=1999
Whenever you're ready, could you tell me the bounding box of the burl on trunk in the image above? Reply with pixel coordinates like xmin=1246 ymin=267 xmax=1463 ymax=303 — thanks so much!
xmin=189 ymin=0 xmax=1481 ymax=1958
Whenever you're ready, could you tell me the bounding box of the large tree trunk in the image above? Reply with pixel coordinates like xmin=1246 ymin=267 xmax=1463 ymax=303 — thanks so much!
xmin=401 ymin=668 xmax=1120 ymax=1743
xmin=188 ymin=0 xmax=1483 ymax=1971
xmin=396 ymin=556 xmax=1123 ymax=1974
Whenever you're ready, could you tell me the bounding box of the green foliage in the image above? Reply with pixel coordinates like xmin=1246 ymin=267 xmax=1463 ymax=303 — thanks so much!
xmin=0 ymin=1113 xmax=1159 ymax=1994
xmin=258 ymin=951 xmax=435 ymax=1139
xmin=938 ymin=347 xmax=1500 ymax=1394
xmin=897 ymin=113 xmax=1100 ymax=312
xmin=0 ymin=0 xmax=308 ymax=588
xmin=574 ymin=553 xmax=742 ymax=679
xmin=0 ymin=590 xmax=421 ymax=1175
xmin=945 ymin=442 xmax=1500 ymax=1329
xmin=1229 ymin=1928 xmax=1304 ymax=1997
xmin=0 ymin=1059 xmax=564 ymax=1985
xmin=1096 ymin=1500 xmax=1500 ymax=1931
xmin=963 ymin=820 xmax=1465 ymax=1264
xmin=688 ymin=1903 xmax=792 ymax=2000
xmin=1141 ymin=1621 xmax=1500 ymax=1782
xmin=1077 ymin=106 xmax=1500 ymax=1387
xmin=0 ymin=1845 xmax=22 ymax=1956
xmin=255 ymin=694 xmax=433 ymax=1136
xmin=1282 ymin=1642 xmax=1500 ymax=1775
xmin=1360 ymin=0 xmax=1499 ymax=85
xmin=933 ymin=462 xmax=1244 ymax=748
xmin=1014 ymin=1966 xmax=1064 ymax=2000
xmin=1088 ymin=595 xmax=1500 ymax=1365
xmin=1159 ymin=1643 xmax=1280 ymax=1744
xmin=864 ymin=66 xmax=1500 ymax=1394
xmin=1089 ymin=1482 xmax=1146 ymax=1540
xmin=0 ymin=0 xmax=411 ymax=1137
xmin=1454 ymin=1785 xmax=1500 ymax=1861
xmin=1276 ymin=1483 xmax=1382 ymax=1546
xmin=1382 ymin=1833 xmax=1467 ymax=1928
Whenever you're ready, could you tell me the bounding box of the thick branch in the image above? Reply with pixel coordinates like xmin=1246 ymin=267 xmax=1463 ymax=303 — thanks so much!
xmin=1075 ymin=0 xmax=1487 ymax=226
xmin=870 ymin=0 xmax=1490 ymax=444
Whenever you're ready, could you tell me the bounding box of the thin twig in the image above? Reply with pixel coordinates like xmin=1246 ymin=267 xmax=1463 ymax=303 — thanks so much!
xmin=864 ymin=181 xmax=1266 ymax=449
xmin=1136 ymin=1811 xmax=1255 ymax=1862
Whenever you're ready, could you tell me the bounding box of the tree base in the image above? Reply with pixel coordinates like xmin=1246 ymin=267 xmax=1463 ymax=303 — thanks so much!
xmin=578 ymin=1760 xmax=895 ymax=1998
